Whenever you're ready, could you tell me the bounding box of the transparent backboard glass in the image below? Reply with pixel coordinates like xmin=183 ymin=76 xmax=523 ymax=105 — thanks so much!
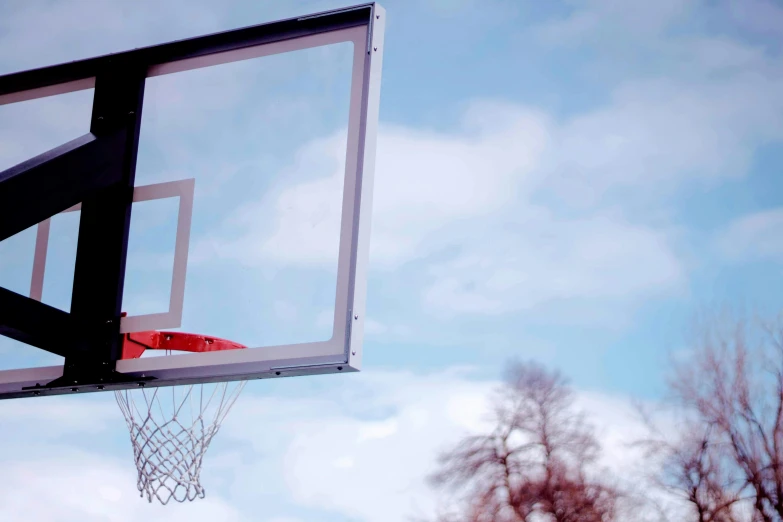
xmin=0 ymin=42 xmax=354 ymax=369
xmin=130 ymin=41 xmax=353 ymax=349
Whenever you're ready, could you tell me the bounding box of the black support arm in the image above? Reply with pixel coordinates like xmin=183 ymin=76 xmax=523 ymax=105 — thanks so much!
xmin=0 ymin=130 xmax=126 ymax=242
xmin=0 ymin=287 xmax=94 ymax=358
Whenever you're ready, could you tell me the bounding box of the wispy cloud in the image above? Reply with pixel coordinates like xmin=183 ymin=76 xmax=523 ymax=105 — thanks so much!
xmin=717 ymin=209 xmax=783 ymax=262
xmin=191 ymin=98 xmax=685 ymax=322
xmin=193 ymin=102 xmax=550 ymax=269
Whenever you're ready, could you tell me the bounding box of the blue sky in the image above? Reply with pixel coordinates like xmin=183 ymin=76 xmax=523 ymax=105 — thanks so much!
xmin=0 ymin=0 xmax=782 ymax=520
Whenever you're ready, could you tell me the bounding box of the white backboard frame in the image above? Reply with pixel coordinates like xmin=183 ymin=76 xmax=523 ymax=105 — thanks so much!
xmin=30 ymin=179 xmax=196 ymax=334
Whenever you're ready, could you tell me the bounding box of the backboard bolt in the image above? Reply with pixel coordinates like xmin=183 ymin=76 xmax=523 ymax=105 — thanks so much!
xmin=71 ymin=387 xmax=78 ymax=392
xmin=128 ymin=111 xmax=135 ymax=115
xmin=137 ymin=382 xmax=145 ymax=387
xmin=97 ymin=385 xmax=105 ymax=390
xmin=376 ymin=14 xmax=380 ymax=18
xmin=351 ymin=351 xmax=356 ymax=356
xmin=337 ymin=366 xmax=343 ymax=371
xmin=275 ymin=371 xmax=281 ymax=376
xmin=33 ymin=391 xmax=40 ymax=396
xmin=97 ymin=116 xmax=103 ymax=120
xmin=374 ymin=47 xmax=378 ymax=51
xmin=354 ymin=314 xmax=359 ymax=320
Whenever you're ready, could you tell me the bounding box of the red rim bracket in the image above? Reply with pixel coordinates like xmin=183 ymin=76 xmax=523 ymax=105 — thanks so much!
xmin=121 ymin=331 xmax=247 ymax=360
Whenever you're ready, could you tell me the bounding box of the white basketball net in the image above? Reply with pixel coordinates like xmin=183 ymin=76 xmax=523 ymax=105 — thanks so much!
xmin=115 ymin=381 xmax=246 ymax=504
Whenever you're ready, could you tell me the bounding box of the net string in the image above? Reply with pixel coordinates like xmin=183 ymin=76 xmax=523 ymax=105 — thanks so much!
xmin=115 ymin=380 xmax=246 ymax=504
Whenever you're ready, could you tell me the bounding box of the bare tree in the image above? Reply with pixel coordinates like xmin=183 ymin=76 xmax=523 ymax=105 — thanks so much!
xmin=429 ymin=361 xmax=618 ymax=522
xmin=640 ymin=417 xmax=745 ymax=522
xmin=653 ymin=313 xmax=783 ymax=522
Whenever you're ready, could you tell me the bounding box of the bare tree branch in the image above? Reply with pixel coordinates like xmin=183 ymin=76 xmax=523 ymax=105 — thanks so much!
xmin=659 ymin=312 xmax=783 ymax=522
xmin=429 ymin=361 xmax=620 ymax=522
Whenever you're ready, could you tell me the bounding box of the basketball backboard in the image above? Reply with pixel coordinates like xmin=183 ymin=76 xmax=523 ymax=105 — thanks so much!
xmin=0 ymin=3 xmax=385 ymax=399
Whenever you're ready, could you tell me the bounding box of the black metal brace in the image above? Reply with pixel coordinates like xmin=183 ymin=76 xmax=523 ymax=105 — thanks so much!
xmin=0 ymin=66 xmax=146 ymax=387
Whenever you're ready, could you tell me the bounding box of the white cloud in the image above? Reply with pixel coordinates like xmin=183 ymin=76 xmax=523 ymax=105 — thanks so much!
xmin=242 ymin=132 xmax=347 ymax=267
xmin=0 ymin=452 xmax=245 ymax=522
xmin=717 ymin=208 xmax=783 ymax=262
xmin=423 ymin=212 xmax=683 ymax=316
xmin=357 ymin=418 xmax=399 ymax=442
xmin=0 ymin=396 xmax=117 ymax=434
xmin=534 ymin=0 xmax=697 ymax=45
xmin=0 ymin=396 xmax=245 ymax=520
xmin=219 ymin=369 xmax=496 ymax=522
xmin=528 ymin=0 xmax=783 ymax=213
xmin=369 ymin=115 xmax=546 ymax=266
xmin=544 ymin=75 xmax=783 ymax=208
xmin=576 ymin=392 xmax=692 ymax=521
xmin=197 ymin=102 xmax=550 ymax=269
xmin=191 ymin=96 xmax=690 ymax=320
xmin=577 ymin=392 xmax=661 ymax=475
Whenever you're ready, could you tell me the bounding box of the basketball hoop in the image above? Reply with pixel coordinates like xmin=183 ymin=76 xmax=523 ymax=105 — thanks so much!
xmin=115 ymin=331 xmax=247 ymax=504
